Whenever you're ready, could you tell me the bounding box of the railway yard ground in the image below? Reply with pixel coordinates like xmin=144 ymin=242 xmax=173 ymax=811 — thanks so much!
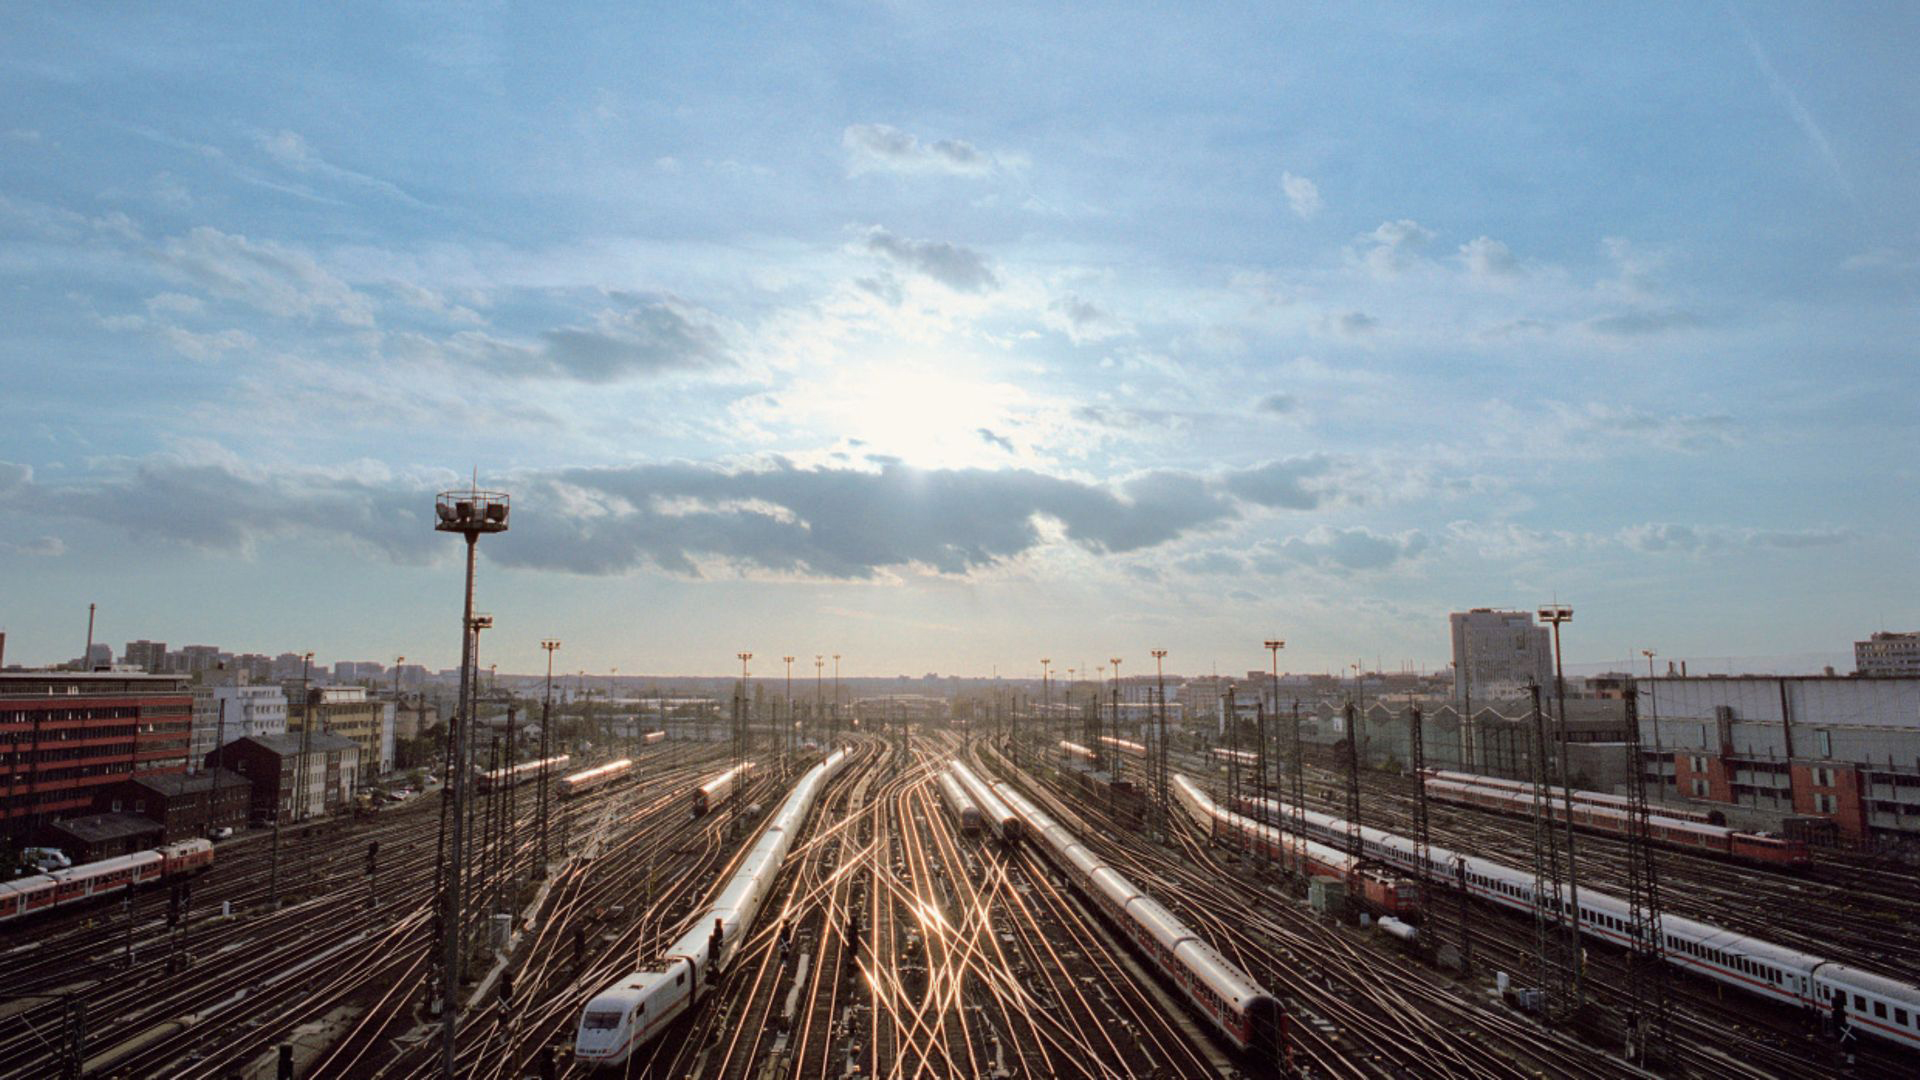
xmin=2 ymin=731 xmax=1914 ymax=1079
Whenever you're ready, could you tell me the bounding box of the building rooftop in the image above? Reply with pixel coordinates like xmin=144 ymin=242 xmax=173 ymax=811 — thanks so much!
xmin=127 ymin=768 xmax=249 ymax=797
xmin=235 ymin=732 xmax=360 ymax=756
xmin=48 ymin=811 xmax=164 ymax=844
xmin=0 ymin=671 xmax=191 ymax=697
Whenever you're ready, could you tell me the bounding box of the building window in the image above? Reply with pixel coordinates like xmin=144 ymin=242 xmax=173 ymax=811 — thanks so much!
xmin=1690 ymin=755 xmax=1706 ymax=773
xmin=1691 ymin=779 xmax=1708 ymax=797
xmin=1817 ymin=730 xmax=1832 ymax=758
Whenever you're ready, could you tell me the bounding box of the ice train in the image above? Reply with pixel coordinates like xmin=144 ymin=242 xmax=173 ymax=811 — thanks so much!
xmin=573 ymin=747 xmax=849 ymax=1066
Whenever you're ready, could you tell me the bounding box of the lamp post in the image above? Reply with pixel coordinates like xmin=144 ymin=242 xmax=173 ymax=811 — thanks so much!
xmin=736 ymin=653 xmax=752 ymax=769
xmin=783 ymin=657 xmax=795 ymax=777
xmin=832 ymin=654 xmax=842 ymax=746
xmin=1538 ymin=602 xmax=1581 ymax=1011
xmin=1264 ymin=639 xmax=1286 ymax=869
xmin=538 ymin=640 xmax=559 ymax=876
xmin=1151 ymin=649 xmax=1168 ymax=832
xmin=813 ymin=656 xmax=824 ymax=750
xmin=1108 ymin=658 xmax=1123 ymax=780
xmin=433 ymin=483 xmax=508 ymax=1079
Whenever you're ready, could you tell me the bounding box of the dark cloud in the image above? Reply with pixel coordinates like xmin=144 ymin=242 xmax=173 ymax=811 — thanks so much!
xmin=977 ymin=428 xmax=1014 ymax=453
xmin=1334 ymin=311 xmax=1378 ymax=336
xmin=1277 ymin=525 xmax=1428 ymax=571
xmin=1256 ymin=392 xmax=1298 ymax=415
xmin=843 ymin=124 xmax=1000 ymax=176
xmin=1222 ymin=455 xmax=1333 ymax=510
xmin=2 ymin=456 xmax=1243 ymax=581
xmin=460 ymin=295 xmax=727 ymax=382
xmin=863 ymin=227 xmax=997 ymax=293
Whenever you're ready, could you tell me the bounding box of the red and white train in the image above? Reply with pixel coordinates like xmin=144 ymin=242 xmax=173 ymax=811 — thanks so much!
xmin=1422 ymin=768 xmax=1721 ymax=824
xmin=1058 ymin=740 xmax=1097 ymax=765
xmin=691 ymin=762 xmax=756 ymax=815
xmin=990 ymin=774 xmax=1287 ymax=1064
xmin=1097 ymin=735 xmax=1147 ymax=759
xmin=1235 ymin=786 xmax=1920 ymax=1053
xmin=1176 ymin=776 xmax=1422 ymax=920
xmin=0 ymin=839 xmax=214 ymax=923
xmin=1421 ymin=773 xmax=1808 ymax=868
xmin=476 ymin=754 xmax=572 ymax=793
xmin=560 ymin=758 xmax=634 ymax=798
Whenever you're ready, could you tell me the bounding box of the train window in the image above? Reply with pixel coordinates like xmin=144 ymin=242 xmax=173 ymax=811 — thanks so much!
xmin=1874 ymin=1001 xmax=1887 ymax=1020
xmin=1896 ymin=1007 xmax=1908 ymax=1027
xmin=1855 ymin=994 xmax=1866 ymax=1011
xmin=582 ymin=1010 xmax=623 ymax=1030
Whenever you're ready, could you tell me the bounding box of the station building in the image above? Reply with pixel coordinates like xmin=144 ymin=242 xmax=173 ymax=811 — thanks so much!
xmin=94 ymin=767 xmax=251 ymax=841
xmin=0 ymin=671 xmax=193 ymax=847
xmin=1639 ymin=675 xmax=1920 ymax=845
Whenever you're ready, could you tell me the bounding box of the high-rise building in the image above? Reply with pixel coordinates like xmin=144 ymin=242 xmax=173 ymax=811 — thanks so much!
xmin=0 ymin=671 xmax=193 ymax=843
xmin=123 ymin=640 xmax=168 ymax=672
xmin=1856 ymin=632 xmax=1920 ymax=678
xmin=84 ymin=643 xmax=113 ymax=669
xmin=1449 ymin=608 xmax=1551 ymax=701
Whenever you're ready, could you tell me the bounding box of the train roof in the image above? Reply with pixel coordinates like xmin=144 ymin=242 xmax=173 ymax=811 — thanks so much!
xmin=1818 ymin=964 xmax=1920 ymax=1006
xmin=1174 ymin=937 xmax=1272 ymax=1010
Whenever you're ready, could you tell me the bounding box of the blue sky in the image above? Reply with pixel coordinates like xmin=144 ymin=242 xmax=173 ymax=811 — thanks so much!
xmin=2 ymin=3 xmax=1915 ymax=677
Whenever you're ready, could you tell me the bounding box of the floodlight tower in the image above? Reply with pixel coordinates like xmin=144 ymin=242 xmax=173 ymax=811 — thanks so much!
xmin=1040 ymin=658 xmax=1051 ymax=754
xmin=832 ymin=654 xmax=842 ymax=745
xmin=433 ymin=482 xmax=508 ymax=1079
xmin=736 ymin=653 xmax=752 ymax=771
xmin=1109 ymin=658 xmax=1123 ymax=780
xmin=1538 ymin=602 xmax=1582 ymax=1011
xmin=538 ymin=639 xmax=560 ymax=876
xmin=1151 ymin=650 xmax=1168 ymax=831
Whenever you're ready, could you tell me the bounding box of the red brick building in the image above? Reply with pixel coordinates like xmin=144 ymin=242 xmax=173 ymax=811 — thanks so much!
xmin=1 ymin=672 xmax=193 ymax=846
xmin=94 ymin=768 xmax=251 ymax=841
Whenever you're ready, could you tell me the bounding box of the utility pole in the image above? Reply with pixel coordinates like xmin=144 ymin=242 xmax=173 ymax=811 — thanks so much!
xmin=1622 ymin=685 xmax=1670 ymax=1065
xmin=1342 ymin=698 xmax=1362 ymax=864
xmin=1538 ymin=603 xmax=1582 ymax=1012
xmin=832 ymin=654 xmax=842 ymax=746
xmin=1264 ymin=640 xmax=1285 ymax=843
xmin=814 ymin=656 xmax=824 ymax=750
xmin=1290 ymin=698 xmax=1305 ymax=880
xmin=1108 ymin=658 xmax=1123 ymax=781
xmin=1526 ymin=680 xmax=1570 ymax=1022
xmin=1151 ymin=650 xmax=1168 ymax=835
xmin=538 ymin=640 xmax=559 ymax=877
xmin=783 ymin=657 xmax=795 ymax=778
xmin=1040 ymin=659 xmax=1052 ymax=758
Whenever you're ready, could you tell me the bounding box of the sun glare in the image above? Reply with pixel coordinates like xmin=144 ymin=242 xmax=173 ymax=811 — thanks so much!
xmin=813 ymin=363 xmax=1030 ymax=469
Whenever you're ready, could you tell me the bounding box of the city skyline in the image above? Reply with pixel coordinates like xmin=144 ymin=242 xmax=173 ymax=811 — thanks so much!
xmin=3 ymin=6 xmax=1916 ymax=676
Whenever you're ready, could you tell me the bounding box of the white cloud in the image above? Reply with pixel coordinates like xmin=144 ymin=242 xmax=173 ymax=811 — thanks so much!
xmin=1281 ymin=172 xmax=1322 ymax=219
xmin=1458 ymin=235 xmax=1518 ymax=281
xmin=155 ymin=226 xmax=377 ymax=327
xmin=1357 ymin=219 xmax=1435 ymax=278
xmin=1044 ymin=294 xmax=1131 ymax=344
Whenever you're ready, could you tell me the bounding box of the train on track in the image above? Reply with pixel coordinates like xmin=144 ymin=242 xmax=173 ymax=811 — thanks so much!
xmin=937 ymin=769 xmax=983 ymax=835
xmin=1210 ymin=747 xmax=1259 ymax=769
xmin=1232 ymin=786 xmax=1920 ymax=1052
xmin=642 ymin=730 xmax=666 ymax=745
xmin=1097 ymin=735 xmax=1147 ymax=759
xmin=950 ymin=761 xmax=1023 ymax=842
xmin=1058 ymin=739 xmax=1097 ymax=765
xmin=475 ymin=754 xmax=572 ymax=793
xmin=987 ymin=772 xmax=1288 ymax=1065
xmin=1422 ymin=774 xmax=1809 ymax=867
xmin=1421 ymin=769 xmax=1720 ymax=825
xmin=1174 ymin=775 xmax=1422 ymax=920
xmin=574 ymin=747 xmax=851 ymax=1067
xmin=560 ymin=758 xmax=634 ymax=798
xmin=691 ymin=762 xmax=756 ymax=815
xmin=0 ymin=839 xmax=214 ymax=923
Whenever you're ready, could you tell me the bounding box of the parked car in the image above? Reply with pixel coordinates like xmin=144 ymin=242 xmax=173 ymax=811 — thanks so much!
xmin=207 ymin=826 xmax=234 ymax=840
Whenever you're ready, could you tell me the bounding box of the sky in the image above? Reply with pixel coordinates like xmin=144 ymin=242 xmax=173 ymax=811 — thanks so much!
xmin=2 ymin=3 xmax=1916 ymax=679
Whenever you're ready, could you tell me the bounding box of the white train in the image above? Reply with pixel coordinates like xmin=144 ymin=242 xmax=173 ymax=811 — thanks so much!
xmin=950 ymin=761 xmax=1023 ymax=842
xmin=574 ymin=747 xmax=851 ymax=1067
xmin=1097 ymin=734 xmax=1148 ymax=759
xmin=559 ymin=758 xmax=634 ymax=798
xmin=643 ymin=730 xmax=666 ymax=745
xmin=936 ymin=769 xmax=983 ymax=835
xmin=988 ymin=775 xmax=1286 ymax=1063
xmin=1236 ymin=789 xmax=1920 ymax=1052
